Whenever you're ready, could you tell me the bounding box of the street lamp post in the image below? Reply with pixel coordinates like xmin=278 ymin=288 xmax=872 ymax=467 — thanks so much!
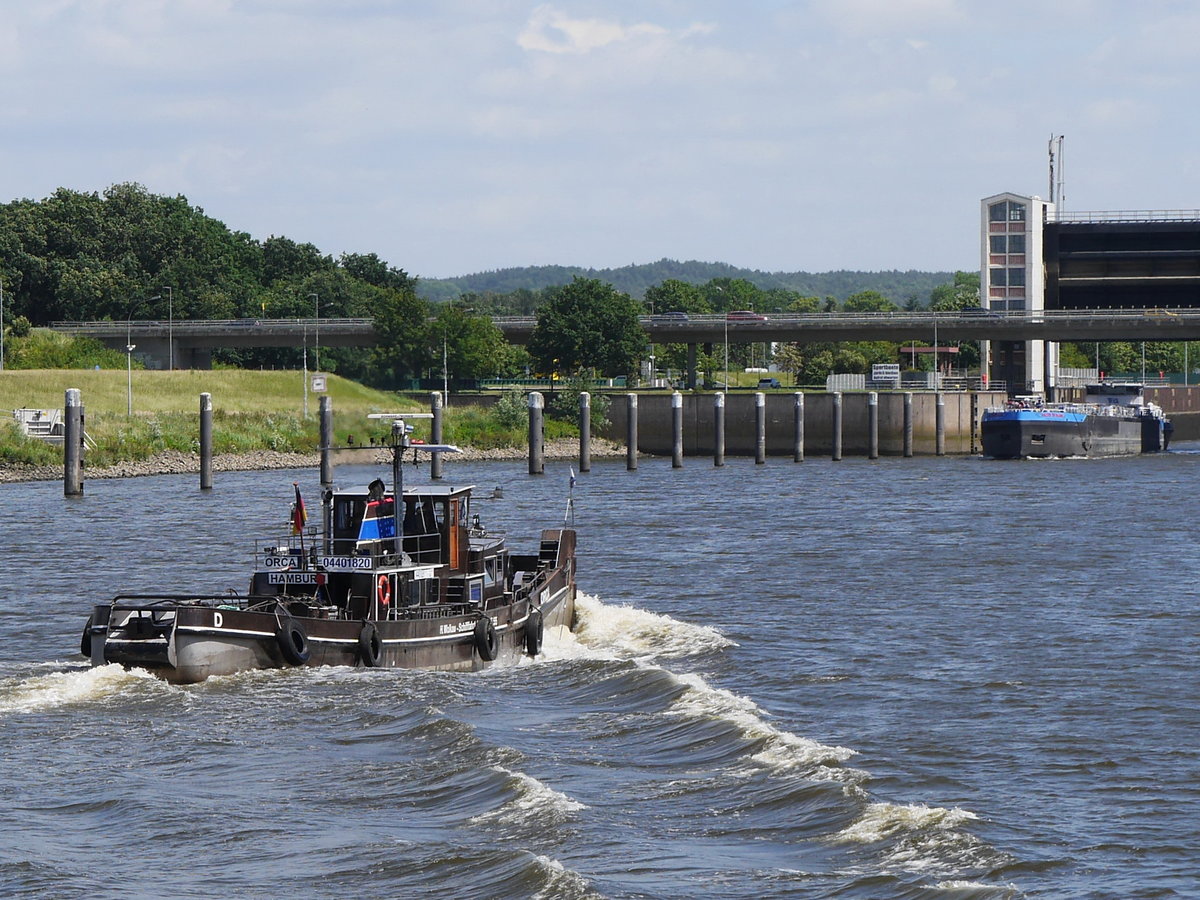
xmin=126 ymin=315 xmax=136 ymax=416
xmin=303 ymin=320 xmax=309 ymax=419
xmin=163 ymin=286 xmax=173 ymax=370
xmin=308 ymin=292 xmax=319 ymax=373
xmin=714 ymin=285 xmax=727 ymax=389
xmin=0 ymin=275 xmax=5 ymax=372
xmin=932 ymin=312 xmax=939 ymax=389
xmin=124 ymin=296 xmax=158 ymax=411
xmin=442 ymin=329 xmax=449 ymax=407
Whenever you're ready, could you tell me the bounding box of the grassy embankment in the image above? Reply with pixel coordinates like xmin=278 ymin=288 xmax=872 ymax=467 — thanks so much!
xmin=0 ymin=370 xmax=573 ymax=467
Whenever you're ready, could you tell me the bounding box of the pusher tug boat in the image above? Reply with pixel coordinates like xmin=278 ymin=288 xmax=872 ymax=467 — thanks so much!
xmin=81 ymin=414 xmax=577 ymax=684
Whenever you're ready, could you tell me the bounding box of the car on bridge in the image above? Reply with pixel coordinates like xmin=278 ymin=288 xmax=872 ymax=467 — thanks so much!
xmin=651 ymin=311 xmax=689 ymax=323
xmin=726 ymin=310 xmax=767 ymax=322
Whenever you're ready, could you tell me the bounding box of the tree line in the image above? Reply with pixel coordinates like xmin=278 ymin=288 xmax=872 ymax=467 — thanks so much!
xmin=419 ymin=259 xmax=955 ymax=304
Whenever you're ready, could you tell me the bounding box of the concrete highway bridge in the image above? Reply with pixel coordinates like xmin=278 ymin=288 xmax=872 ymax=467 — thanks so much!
xmin=50 ymin=309 xmax=1200 ymax=370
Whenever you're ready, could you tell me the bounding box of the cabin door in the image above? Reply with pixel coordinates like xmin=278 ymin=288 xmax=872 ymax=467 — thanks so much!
xmin=449 ymin=499 xmax=467 ymax=571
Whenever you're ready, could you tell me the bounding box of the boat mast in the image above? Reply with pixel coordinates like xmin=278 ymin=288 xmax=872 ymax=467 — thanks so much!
xmin=391 ymin=417 xmax=409 ymax=558
xmin=367 ymin=412 xmax=462 ymax=563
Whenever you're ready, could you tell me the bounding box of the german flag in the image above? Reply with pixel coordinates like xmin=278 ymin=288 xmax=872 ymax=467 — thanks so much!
xmin=291 ymin=483 xmax=307 ymax=534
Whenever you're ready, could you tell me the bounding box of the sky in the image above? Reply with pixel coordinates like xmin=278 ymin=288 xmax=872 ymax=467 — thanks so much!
xmin=3 ymin=0 xmax=1200 ymax=280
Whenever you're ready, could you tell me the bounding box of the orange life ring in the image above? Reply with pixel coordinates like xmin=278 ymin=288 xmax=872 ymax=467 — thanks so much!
xmin=377 ymin=574 xmax=391 ymax=606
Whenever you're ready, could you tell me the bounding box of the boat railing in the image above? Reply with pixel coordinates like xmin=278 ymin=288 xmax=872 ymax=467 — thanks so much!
xmin=390 ymin=602 xmax=475 ymax=621
xmin=254 ymin=528 xmax=447 ymax=569
xmin=985 ymin=401 xmax=1141 ymax=418
xmin=512 ymin=563 xmax=569 ymax=606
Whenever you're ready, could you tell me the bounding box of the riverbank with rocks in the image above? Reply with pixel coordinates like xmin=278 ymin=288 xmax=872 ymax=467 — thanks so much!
xmin=0 ymin=438 xmax=628 ymax=484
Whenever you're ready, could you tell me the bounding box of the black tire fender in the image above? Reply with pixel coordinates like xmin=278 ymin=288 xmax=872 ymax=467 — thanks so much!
xmin=276 ymin=619 xmax=311 ymax=666
xmin=525 ymin=608 xmax=544 ymax=657
xmin=359 ymin=621 xmax=383 ymax=667
xmin=474 ymin=616 xmax=499 ymax=661
xmin=80 ymin=614 xmax=94 ymax=658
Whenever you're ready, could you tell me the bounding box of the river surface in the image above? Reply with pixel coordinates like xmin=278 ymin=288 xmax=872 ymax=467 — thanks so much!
xmin=1 ymin=449 xmax=1198 ymax=899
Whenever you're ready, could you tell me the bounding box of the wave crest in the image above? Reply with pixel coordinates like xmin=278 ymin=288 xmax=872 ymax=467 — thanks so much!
xmin=565 ymin=592 xmax=734 ymax=659
xmin=668 ymin=671 xmax=859 ymax=777
xmin=836 ymin=802 xmax=979 ymax=844
xmin=0 ymin=664 xmax=160 ymax=715
xmin=470 ymin=766 xmax=587 ymax=830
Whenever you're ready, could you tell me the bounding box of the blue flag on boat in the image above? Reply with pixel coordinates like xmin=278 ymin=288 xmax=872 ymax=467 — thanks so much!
xmin=357 ymin=499 xmax=396 ymax=543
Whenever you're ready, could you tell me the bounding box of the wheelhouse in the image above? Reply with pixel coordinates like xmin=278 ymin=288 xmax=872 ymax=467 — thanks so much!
xmin=250 ymin=482 xmax=514 ymax=621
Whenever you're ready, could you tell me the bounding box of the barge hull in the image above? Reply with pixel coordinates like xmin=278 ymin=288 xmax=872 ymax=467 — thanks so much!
xmin=982 ymin=417 xmax=1143 ymax=459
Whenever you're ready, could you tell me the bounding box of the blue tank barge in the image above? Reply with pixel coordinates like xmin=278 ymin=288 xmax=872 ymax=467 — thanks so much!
xmin=981 ymin=383 xmax=1172 ymax=459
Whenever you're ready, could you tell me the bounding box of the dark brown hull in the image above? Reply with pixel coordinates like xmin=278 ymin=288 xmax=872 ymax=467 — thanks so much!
xmin=89 ymin=578 xmax=575 ymax=684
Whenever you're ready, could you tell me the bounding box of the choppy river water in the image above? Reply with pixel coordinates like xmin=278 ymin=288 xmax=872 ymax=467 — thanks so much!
xmin=2 ymin=449 xmax=1198 ymax=899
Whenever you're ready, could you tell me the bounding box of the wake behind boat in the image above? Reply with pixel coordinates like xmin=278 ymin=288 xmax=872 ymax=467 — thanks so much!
xmin=81 ymin=414 xmax=577 ymax=683
xmin=981 ymin=382 xmax=1172 ymax=459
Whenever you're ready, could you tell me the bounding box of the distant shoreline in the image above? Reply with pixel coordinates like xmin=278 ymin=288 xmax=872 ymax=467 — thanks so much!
xmin=0 ymin=438 xmax=626 ymax=484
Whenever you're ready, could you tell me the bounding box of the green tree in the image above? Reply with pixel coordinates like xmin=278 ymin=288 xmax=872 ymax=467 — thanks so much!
xmin=0 ymin=184 xmax=262 ymax=325
xmin=704 ymin=277 xmax=760 ymax=312
xmin=433 ymin=304 xmax=513 ymax=380
xmin=644 ymin=278 xmax=712 ymax=383
xmin=929 ymin=271 xmax=981 ymax=310
xmin=927 ymin=272 xmax=984 ymax=369
xmin=340 ymin=252 xmax=414 ymax=291
xmin=528 ymin=277 xmax=645 ymax=378
xmin=843 ymin=290 xmax=898 ymax=312
xmin=774 ymin=340 xmax=898 ymax=385
xmin=786 ymin=294 xmax=821 ymax=313
xmin=261 ymin=236 xmax=333 ymax=284
xmin=644 ymin=278 xmax=710 ymax=314
xmin=370 ymin=285 xmax=433 ymax=385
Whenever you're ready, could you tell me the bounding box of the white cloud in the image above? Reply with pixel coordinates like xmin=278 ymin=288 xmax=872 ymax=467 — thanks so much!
xmin=517 ymin=5 xmax=669 ymax=54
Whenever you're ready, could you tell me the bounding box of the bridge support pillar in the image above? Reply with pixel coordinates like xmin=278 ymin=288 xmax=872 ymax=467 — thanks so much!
xmin=180 ymin=346 xmax=213 ymax=369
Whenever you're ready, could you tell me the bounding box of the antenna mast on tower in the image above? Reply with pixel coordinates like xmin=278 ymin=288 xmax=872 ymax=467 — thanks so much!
xmin=1048 ymin=134 xmax=1065 ymax=210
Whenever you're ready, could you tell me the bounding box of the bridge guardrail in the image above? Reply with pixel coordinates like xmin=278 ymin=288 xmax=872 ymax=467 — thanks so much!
xmin=51 ymin=317 xmax=374 ymax=330
xmin=53 ymin=309 xmax=1200 ymax=332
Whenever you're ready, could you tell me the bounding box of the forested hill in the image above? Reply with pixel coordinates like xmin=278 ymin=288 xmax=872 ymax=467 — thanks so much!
xmin=418 ymin=259 xmax=956 ymax=304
